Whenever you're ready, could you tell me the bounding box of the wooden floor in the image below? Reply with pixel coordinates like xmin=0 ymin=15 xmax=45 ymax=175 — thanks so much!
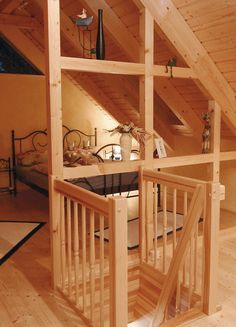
xmin=0 ymin=185 xmax=236 ymax=326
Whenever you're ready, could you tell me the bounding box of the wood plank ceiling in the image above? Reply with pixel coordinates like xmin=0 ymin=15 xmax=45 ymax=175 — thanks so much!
xmin=1 ymin=0 xmax=236 ymax=148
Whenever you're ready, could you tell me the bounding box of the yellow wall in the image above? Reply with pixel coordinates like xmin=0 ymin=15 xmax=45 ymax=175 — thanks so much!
xmin=165 ymin=136 xmax=208 ymax=181
xmin=0 ymin=74 xmax=46 ymax=158
xmin=61 ymin=74 xmax=118 ymax=147
xmin=0 ymin=73 xmax=118 ymax=159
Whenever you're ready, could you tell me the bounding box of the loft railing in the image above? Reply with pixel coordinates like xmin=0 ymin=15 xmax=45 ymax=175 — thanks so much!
xmin=50 ymin=168 xmax=219 ymax=327
xmin=138 ymin=168 xmax=207 ymax=325
xmin=52 ymin=178 xmax=128 ymax=327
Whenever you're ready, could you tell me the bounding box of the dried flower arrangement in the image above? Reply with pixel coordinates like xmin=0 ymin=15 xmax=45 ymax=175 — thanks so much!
xmin=108 ymin=122 xmax=150 ymax=146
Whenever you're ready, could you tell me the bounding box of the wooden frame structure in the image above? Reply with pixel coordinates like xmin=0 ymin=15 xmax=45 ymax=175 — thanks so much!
xmin=43 ymin=0 xmax=236 ymax=325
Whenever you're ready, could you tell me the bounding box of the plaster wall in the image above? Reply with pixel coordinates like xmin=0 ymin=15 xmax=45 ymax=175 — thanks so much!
xmin=0 ymin=73 xmax=118 ymax=159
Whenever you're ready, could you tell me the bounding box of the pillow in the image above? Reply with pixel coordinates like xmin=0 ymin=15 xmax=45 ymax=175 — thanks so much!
xmin=32 ymin=163 xmax=48 ymax=175
xmin=17 ymin=150 xmax=48 ymax=166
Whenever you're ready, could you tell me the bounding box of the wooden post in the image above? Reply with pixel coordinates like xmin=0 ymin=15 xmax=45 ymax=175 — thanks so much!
xmin=44 ymin=0 xmax=63 ymax=288
xmin=109 ymin=197 xmax=128 ymax=327
xmin=139 ymin=7 xmax=154 ymax=257
xmin=209 ymin=100 xmax=221 ymax=182
xmin=203 ymin=181 xmax=221 ymax=314
xmin=203 ymin=100 xmax=221 ymax=314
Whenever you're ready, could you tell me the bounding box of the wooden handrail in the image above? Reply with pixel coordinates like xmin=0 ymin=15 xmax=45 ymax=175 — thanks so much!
xmin=54 ymin=178 xmax=109 ymax=215
xmin=150 ymin=184 xmax=205 ymax=327
xmin=142 ymin=168 xmax=206 ymax=192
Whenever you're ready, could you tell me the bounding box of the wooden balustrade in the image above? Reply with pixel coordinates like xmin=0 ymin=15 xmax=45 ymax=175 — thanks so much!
xmin=53 ymin=179 xmax=128 ymax=327
xmin=51 ymin=169 xmax=216 ymax=327
xmin=139 ymin=167 xmax=206 ymax=325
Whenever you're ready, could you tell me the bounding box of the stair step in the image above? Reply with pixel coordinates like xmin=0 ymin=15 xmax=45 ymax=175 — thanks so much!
xmin=133 ymin=292 xmax=155 ymax=322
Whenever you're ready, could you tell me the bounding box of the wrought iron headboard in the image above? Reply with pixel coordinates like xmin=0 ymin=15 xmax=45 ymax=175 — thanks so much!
xmin=63 ymin=128 xmax=97 ymax=149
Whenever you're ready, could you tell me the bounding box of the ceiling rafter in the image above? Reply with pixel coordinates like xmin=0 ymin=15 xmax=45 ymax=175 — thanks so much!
xmin=0 ymin=0 xmax=22 ymax=13
xmin=0 ymin=25 xmax=45 ymax=72
xmin=0 ymin=13 xmax=41 ymax=29
xmin=140 ymin=0 xmax=236 ymax=135
xmin=80 ymin=0 xmax=203 ymax=141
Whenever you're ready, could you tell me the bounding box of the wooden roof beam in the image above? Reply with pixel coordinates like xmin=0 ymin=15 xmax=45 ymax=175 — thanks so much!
xmin=61 ymin=56 xmax=196 ymax=78
xmin=0 ymin=13 xmax=41 ymax=29
xmin=140 ymin=0 xmax=236 ymax=135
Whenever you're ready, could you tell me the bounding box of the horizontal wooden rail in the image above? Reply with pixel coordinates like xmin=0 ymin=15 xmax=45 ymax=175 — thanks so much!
xmin=63 ymin=160 xmax=144 ymax=179
xmin=142 ymin=169 xmax=206 ymax=192
xmin=54 ymin=179 xmax=109 ymax=215
xmin=220 ymin=151 xmax=236 ymax=161
xmin=153 ymin=153 xmax=214 ymax=169
xmin=63 ymin=151 xmax=236 ymax=180
xmin=61 ymin=57 xmax=145 ymax=75
xmin=153 ymin=65 xmax=197 ymax=79
xmin=60 ymin=56 xmax=197 ymax=79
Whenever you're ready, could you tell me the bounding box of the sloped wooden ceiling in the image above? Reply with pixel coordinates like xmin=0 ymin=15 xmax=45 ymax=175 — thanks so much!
xmin=0 ymin=0 xmax=236 ymax=147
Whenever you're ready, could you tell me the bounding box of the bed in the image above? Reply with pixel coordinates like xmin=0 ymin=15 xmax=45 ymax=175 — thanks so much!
xmin=11 ymin=126 xmax=98 ymax=195
xmin=11 ymin=127 xmax=141 ymax=197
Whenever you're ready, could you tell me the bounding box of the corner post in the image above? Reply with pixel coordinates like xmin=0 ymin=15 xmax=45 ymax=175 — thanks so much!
xmin=109 ymin=197 xmax=128 ymax=327
xmin=203 ymin=100 xmax=221 ymax=314
xmin=43 ymin=0 xmax=63 ymax=288
xmin=139 ymin=7 xmax=154 ymax=257
xmin=203 ymin=181 xmax=221 ymax=314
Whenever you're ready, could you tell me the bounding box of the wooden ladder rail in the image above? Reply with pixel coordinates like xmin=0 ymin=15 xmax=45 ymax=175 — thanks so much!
xmin=150 ymin=184 xmax=205 ymax=327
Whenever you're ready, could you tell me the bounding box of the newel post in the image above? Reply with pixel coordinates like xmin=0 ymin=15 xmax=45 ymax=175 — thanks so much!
xmin=108 ymin=197 xmax=128 ymax=327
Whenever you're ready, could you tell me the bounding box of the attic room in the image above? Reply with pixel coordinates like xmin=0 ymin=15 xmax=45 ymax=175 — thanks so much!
xmin=1 ymin=0 xmax=236 ymax=326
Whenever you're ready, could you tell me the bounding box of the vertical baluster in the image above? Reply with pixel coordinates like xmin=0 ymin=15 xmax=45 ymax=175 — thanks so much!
xmin=163 ymin=185 xmax=167 ymax=273
xmin=183 ymin=192 xmax=188 ymax=285
xmin=188 ymin=237 xmax=195 ymax=309
xmin=201 ymin=199 xmax=207 ymax=300
xmin=90 ymin=210 xmax=95 ymax=322
xmin=74 ymin=202 xmax=80 ymax=307
xmin=82 ymin=205 xmax=87 ymax=313
xmin=175 ymin=269 xmax=182 ymax=315
xmin=60 ymin=194 xmax=66 ymax=291
xmin=153 ymin=183 xmax=158 ymax=268
xmin=194 ymin=223 xmax=198 ymax=293
xmin=164 ymin=305 xmax=169 ymax=322
xmin=145 ymin=180 xmax=149 ymax=262
xmin=67 ymin=198 xmax=72 ymax=298
xmin=100 ymin=214 xmax=105 ymax=326
xmin=173 ymin=188 xmax=177 ymax=255
xmin=139 ymin=173 xmax=146 ymax=262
